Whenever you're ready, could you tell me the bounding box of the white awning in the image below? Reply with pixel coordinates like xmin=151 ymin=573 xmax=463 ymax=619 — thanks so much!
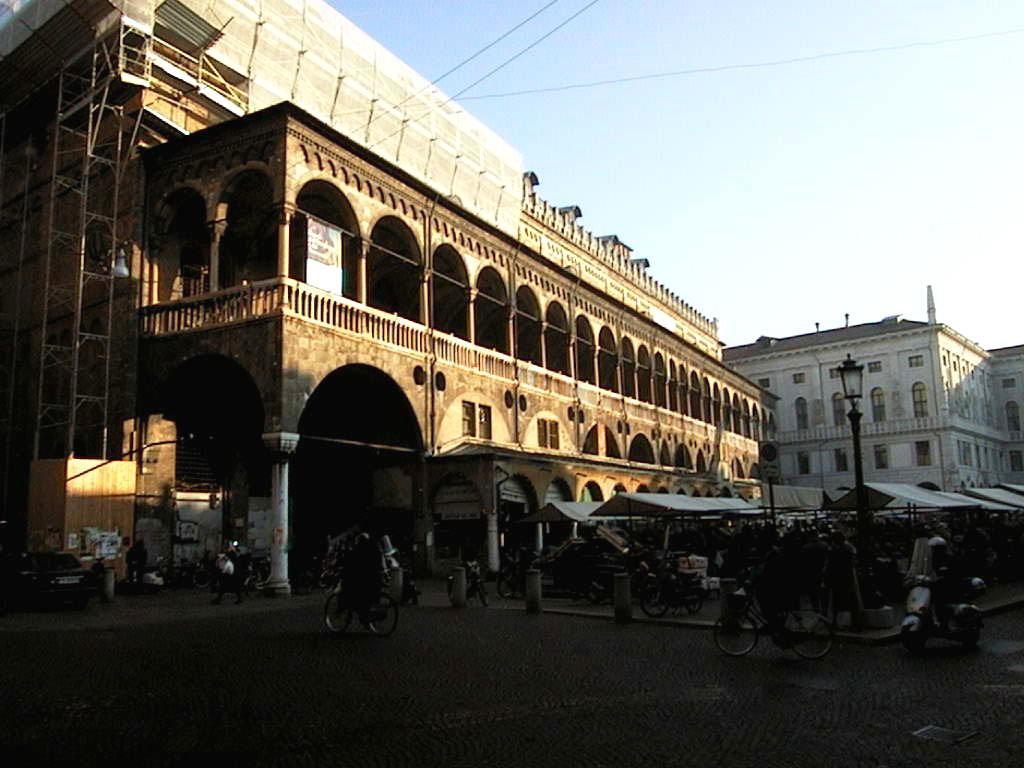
xmin=963 ymin=488 xmax=1024 ymax=510
xmin=590 ymin=493 xmax=762 ymax=519
xmin=831 ymin=483 xmax=995 ymax=511
xmin=521 ymin=501 xmax=603 ymax=524
xmin=759 ymin=484 xmax=829 ymax=511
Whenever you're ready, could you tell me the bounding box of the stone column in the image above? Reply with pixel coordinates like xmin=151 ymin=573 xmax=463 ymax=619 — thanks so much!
xmin=262 ymin=432 xmax=298 ymax=595
xmin=208 ymin=219 xmax=226 ymax=292
xmin=358 ymin=240 xmax=370 ymax=304
xmin=277 ymin=205 xmax=293 ymax=279
xmin=468 ymin=288 xmax=478 ymax=345
xmin=486 ymin=510 xmax=500 ymax=574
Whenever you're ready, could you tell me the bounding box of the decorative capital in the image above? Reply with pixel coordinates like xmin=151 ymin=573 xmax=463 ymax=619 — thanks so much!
xmin=262 ymin=431 xmax=299 ymax=457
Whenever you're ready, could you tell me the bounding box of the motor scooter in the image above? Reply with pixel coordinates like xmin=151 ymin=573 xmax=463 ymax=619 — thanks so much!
xmin=900 ymin=574 xmax=985 ymax=653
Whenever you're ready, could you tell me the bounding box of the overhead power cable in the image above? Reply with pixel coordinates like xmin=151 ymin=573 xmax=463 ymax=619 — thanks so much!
xmin=457 ymin=24 xmax=1024 ymax=101
xmin=368 ymin=0 xmax=601 ymax=150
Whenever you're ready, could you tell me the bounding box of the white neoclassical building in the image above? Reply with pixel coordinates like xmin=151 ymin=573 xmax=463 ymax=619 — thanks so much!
xmin=724 ymin=290 xmax=1024 ymax=495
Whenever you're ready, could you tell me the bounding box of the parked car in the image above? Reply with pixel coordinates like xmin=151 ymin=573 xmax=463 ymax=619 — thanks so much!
xmin=0 ymin=552 xmax=98 ymax=610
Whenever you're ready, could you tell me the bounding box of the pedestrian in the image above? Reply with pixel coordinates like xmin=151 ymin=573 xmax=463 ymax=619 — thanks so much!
xmin=826 ymin=531 xmax=857 ymax=625
xmin=126 ymin=537 xmax=147 ymax=584
xmin=212 ymin=542 xmax=243 ymax=604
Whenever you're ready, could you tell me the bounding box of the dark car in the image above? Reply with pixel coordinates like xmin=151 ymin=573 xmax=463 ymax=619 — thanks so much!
xmin=0 ymin=552 xmax=98 ymax=611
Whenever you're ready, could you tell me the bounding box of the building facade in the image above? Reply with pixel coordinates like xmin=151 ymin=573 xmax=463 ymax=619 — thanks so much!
xmin=724 ymin=296 xmax=1024 ymax=496
xmin=0 ymin=0 xmax=770 ymax=581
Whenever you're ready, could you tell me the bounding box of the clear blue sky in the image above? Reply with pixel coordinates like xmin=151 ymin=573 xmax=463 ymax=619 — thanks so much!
xmin=335 ymin=1 xmax=1023 ymax=350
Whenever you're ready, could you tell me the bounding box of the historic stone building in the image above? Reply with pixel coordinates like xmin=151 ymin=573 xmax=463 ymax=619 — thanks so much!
xmin=724 ymin=290 xmax=1024 ymax=497
xmin=0 ymin=0 xmax=769 ymax=583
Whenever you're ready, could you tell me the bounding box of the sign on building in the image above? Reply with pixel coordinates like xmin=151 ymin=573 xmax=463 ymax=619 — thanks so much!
xmin=306 ymin=217 xmax=343 ymax=295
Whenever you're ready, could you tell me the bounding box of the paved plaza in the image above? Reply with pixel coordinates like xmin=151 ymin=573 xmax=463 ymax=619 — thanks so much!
xmin=2 ymin=587 xmax=1024 ymax=767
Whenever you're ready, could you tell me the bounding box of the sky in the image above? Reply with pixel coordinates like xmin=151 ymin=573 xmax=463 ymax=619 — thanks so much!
xmin=334 ymin=1 xmax=1023 ymax=351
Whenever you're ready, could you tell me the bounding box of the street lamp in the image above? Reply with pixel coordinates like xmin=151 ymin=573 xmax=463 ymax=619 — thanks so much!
xmin=837 ymin=354 xmax=873 ymax=590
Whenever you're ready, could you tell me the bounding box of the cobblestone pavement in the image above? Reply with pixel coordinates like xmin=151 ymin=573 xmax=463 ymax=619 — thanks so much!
xmin=3 ymin=588 xmax=1024 ymax=768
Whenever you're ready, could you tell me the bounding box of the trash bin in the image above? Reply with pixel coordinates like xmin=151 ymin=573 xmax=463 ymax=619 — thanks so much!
xmin=101 ymin=568 xmax=116 ymax=603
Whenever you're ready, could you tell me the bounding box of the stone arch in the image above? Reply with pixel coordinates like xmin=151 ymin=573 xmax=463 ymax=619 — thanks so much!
xmin=696 ymin=449 xmax=707 ymax=473
xmin=674 ymin=444 xmax=693 ymax=469
xmin=580 ymin=480 xmax=604 ymax=502
xmin=218 ymin=168 xmax=277 ymax=289
xmin=604 ymin=426 xmax=622 ymax=459
xmin=515 ymin=285 xmax=543 ymax=366
xmin=368 ymin=215 xmax=423 ymax=323
xmin=653 ymin=352 xmax=667 ymax=408
xmin=474 ymin=266 xmax=509 ymax=353
xmin=732 ymin=458 xmax=745 ymax=479
xmin=598 ymin=326 xmax=618 ymax=392
xmin=628 ymin=433 xmax=656 ymax=464
xmin=659 ymin=441 xmax=671 ymax=466
xmin=152 ymin=186 xmax=209 ymax=302
xmin=294 ymin=178 xmax=361 ymax=299
xmin=668 ymin=360 xmax=679 ymax=412
xmin=712 ymin=383 xmax=722 ymax=426
xmin=544 ymin=301 xmax=570 ymax=375
xmin=575 ymin=315 xmax=596 ymax=384
xmin=637 ymin=345 xmax=652 ymax=403
xmin=689 ymin=371 xmax=702 ymax=417
xmin=582 ymin=424 xmax=600 ymax=455
xmin=621 ymin=337 xmax=636 ymax=398
xmin=432 ymin=245 xmax=470 ymax=339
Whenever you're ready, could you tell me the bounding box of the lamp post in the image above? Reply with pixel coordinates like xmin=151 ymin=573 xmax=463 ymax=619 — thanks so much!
xmin=838 ymin=354 xmax=872 ymax=581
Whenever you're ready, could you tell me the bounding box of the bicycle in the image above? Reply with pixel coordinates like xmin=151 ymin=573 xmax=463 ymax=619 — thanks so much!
xmin=713 ymin=588 xmax=834 ymax=660
xmin=447 ymin=559 xmax=488 ymax=606
xmin=323 ymin=586 xmax=398 ymax=637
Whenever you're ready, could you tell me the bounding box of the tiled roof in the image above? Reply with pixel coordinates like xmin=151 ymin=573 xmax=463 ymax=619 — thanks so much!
xmin=723 ymin=318 xmax=929 ymax=361
xmin=989 ymin=344 xmax=1024 ymax=357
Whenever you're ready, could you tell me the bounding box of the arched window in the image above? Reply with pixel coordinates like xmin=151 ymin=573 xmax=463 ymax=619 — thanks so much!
xmin=155 ymin=188 xmax=209 ymax=301
xmin=474 ymin=267 xmax=509 ymax=353
xmin=688 ymin=372 xmax=701 ymax=417
xmin=751 ymin=405 xmax=761 ymax=440
xmin=659 ymin=442 xmax=671 ymax=466
xmin=871 ymin=387 xmax=886 ymax=422
xmin=668 ymin=361 xmax=679 ymax=412
xmin=598 ymin=327 xmax=618 ymax=392
xmin=219 ymin=170 xmax=276 ymax=290
xmin=580 ymin=481 xmax=604 ymax=502
xmin=674 ymin=444 xmax=692 ymax=469
xmin=1007 ymin=401 xmax=1021 ymax=432
xmin=653 ymin=353 xmax=667 ymax=408
xmin=732 ymin=458 xmax=745 ymax=479
xmin=514 ymin=286 xmax=543 ymax=366
xmin=575 ymin=316 xmax=596 ymax=384
xmin=795 ymin=397 xmax=809 ymax=430
xmin=295 ymin=180 xmax=360 ymax=300
xmin=613 ymin=483 xmax=627 ymax=495
xmin=732 ymin=394 xmax=742 ymax=434
xmin=742 ymin=400 xmax=751 ymax=437
xmin=628 ymin=434 xmax=655 ymax=464
xmin=832 ymin=392 xmax=846 ymax=427
xmin=912 ymin=382 xmax=929 ymax=419
xmin=702 ymin=378 xmax=712 ymax=423
xmin=621 ymin=338 xmax=636 ymax=398
xmin=636 ymin=346 xmax=652 ymax=403
xmin=544 ymin=302 xmax=570 ymax=375
xmin=679 ymin=365 xmax=689 ymax=416
xmin=721 ymin=387 xmax=732 ymax=431
xmin=582 ymin=424 xmax=599 ymax=455
xmin=696 ymin=449 xmax=707 ymax=473
xmin=604 ymin=426 xmax=622 ymax=459
xmin=368 ymin=216 xmax=422 ymax=323
xmin=712 ymin=384 xmax=722 ymax=426
xmin=431 ymin=245 xmax=468 ymax=339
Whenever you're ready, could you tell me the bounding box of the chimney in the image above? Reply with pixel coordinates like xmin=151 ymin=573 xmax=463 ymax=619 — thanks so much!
xmin=927 ymin=285 xmax=937 ymax=325
xmin=815 ymin=322 xmax=820 ymax=333
xmin=844 ymin=313 xmax=849 ymax=328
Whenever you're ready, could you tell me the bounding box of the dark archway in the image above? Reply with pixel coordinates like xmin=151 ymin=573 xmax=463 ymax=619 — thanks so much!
xmin=674 ymin=444 xmax=692 ymax=470
xmin=653 ymin=353 xmax=667 ymax=408
xmin=154 ymin=187 xmax=209 ymax=301
xmin=431 ymin=245 xmax=469 ymax=339
xmin=582 ymin=425 xmax=599 ymax=455
xmin=293 ymin=365 xmax=423 ymax=570
xmin=659 ymin=442 xmax=671 ymax=466
xmin=575 ymin=316 xmax=596 ymax=384
xmin=515 ymin=285 xmax=543 ymax=366
xmin=544 ymin=301 xmax=571 ymax=375
xmin=696 ymin=449 xmax=707 ymax=473
xmin=689 ymin=371 xmax=702 ymax=417
xmin=628 ymin=434 xmax=656 ymax=464
xmin=581 ymin=481 xmax=604 ymax=502
xmin=219 ymin=170 xmax=277 ymax=289
xmin=605 ymin=426 xmax=622 ymax=459
xmin=294 ymin=180 xmax=360 ymax=299
xmin=637 ymin=345 xmax=652 ymax=403
xmin=474 ymin=267 xmax=509 ymax=353
xmin=598 ymin=326 xmax=618 ymax=392
xmin=368 ymin=216 xmax=422 ymax=322
xmin=621 ymin=338 xmax=636 ymax=398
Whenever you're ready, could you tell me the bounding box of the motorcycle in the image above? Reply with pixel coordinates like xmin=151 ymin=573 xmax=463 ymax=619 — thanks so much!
xmin=900 ymin=574 xmax=986 ymax=653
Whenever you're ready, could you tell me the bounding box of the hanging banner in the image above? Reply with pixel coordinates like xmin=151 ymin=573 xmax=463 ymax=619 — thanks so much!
xmin=306 ymin=217 xmax=343 ymax=295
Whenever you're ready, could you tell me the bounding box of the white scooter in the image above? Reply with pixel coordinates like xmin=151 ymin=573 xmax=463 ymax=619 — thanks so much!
xmin=901 ymin=573 xmax=985 ymax=653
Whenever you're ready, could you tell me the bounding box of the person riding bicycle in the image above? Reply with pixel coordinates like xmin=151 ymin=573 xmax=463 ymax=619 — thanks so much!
xmin=342 ymin=532 xmax=383 ymax=624
xmin=751 ymin=545 xmax=792 ymax=637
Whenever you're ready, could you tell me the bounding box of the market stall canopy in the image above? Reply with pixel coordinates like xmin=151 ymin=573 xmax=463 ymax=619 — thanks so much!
xmin=591 ymin=493 xmax=762 ymax=519
xmin=519 ymin=501 xmax=603 ymax=524
xmin=999 ymin=484 xmax=1024 ymax=497
xmin=830 ymin=483 xmax=997 ymax=512
xmin=932 ymin=492 xmax=1018 ymax=512
xmin=759 ymin=484 xmax=830 ymax=511
xmin=963 ymin=488 xmax=1024 ymax=510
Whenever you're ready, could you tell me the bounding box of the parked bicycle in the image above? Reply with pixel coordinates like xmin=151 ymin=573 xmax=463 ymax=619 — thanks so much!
xmin=640 ymin=569 xmax=705 ymax=617
xmin=243 ymin=556 xmax=271 ymax=593
xmin=323 ymin=585 xmax=398 ymax=636
xmin=447 ymin=558 xmax=488 ymax=606
xmin=713 ymin=587 xmax=834 ymax=660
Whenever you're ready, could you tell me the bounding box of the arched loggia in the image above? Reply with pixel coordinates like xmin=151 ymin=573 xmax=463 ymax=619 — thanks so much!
xmin=474 ymin=267 xmax=509 ymax=353
xmin=368 ymin=216 xmax=422 ymax=322
xmin=293 ymin=180 xmax=360 ymax=299
xmin=598 ymin=327 xmax=618 ymax=392
xmin=515 ymin=285 xmax=543 ymax=366
xmin=575 ymin=316 xmax=596 ymax=384
xmin=218 ymin=170 xmax=276 ymax=289
xmin=544 ymin=301 xmax=571 ymax=375
xmin=432 ymin=245 xmax=469 ymax=339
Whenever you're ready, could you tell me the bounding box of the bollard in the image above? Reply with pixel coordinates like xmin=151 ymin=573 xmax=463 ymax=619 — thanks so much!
xmin=449 ymin=566 xmax=467 ymax=608
xmin=389 ymin=566 xmax=404 ymax=604
xmin=525 ymin=569 xmax=542 ymax=614
xmin=101 ymin=568 xmax=115 ymax=603
xmin=614 ymin=571 xmax=631 ymax=624
xmin=718 ymin=577 xmax=737 ymax=621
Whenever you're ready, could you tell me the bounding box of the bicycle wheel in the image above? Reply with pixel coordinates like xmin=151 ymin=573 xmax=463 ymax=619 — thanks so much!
xmin=324 ymin=592 xmax=354 ymax=634
xmin=788 ymin=611 xmax=834 ymax=660
xmin=367 ymin=594 xmax=398 ymax=637
xmin=713 ymin=613 xmax=759 ymax=656
xmin=640 ymin=588 xmax=669 ymax=618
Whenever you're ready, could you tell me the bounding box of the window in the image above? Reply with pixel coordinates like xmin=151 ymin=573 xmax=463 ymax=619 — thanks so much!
xmin=832 ymin=393 xmax=846 ymax=427
xmin=462 ymin=401 xmax=476 ymax=437
xmin=1011 ymin=451 xmax=1023 ymax=472
xmin=867 ymin=361 xmax=882 ymax=372
xmin=1004 ymin=378 xmax=1017 ymax=389
xmin=912 ymin=382 xmax=928 ymax=418
xmin=1007 ymin=402 xmax=1021 ymax=432
xmin=794 ymin=397 xmax=808 ymax=430
xmin=960 ymin=441 xmax=972 ymax=466
xmin=538 ymin=419 xmax=560 ymax=450
xmin=873 ymin=444 xmax=889 ymax=470
xmin=797 ymin=451 xmax=810 ymax=475
xmin=834 ymin=448 xmax=848 ymax=472
xmin=478 ymin=405 xmax=492 ymax=440
xmin=757 ymin=377 xmax=770 ymax=388
xmin=908 ymin=355 xmax=923 ymax=368
xmin=828 ymin=368 xmax=839 ymax=379
xmin=792 ymin=372 xmax=806 ymax=384
xmin=915 ymin=440 xmax=932 ymax=466
xmin=870 ymin=388 xmax=886 ymax=422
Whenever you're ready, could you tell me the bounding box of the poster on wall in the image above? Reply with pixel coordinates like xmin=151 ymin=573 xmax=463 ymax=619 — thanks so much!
xmin=306 ymin=217 xmax=343 ymax=295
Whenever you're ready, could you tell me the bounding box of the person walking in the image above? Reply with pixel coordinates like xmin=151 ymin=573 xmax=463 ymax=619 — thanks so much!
xmin=127 ymin=538 xmax=147 ymax=584
xmin=212 ymin=542 xmax=243 ymax=604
